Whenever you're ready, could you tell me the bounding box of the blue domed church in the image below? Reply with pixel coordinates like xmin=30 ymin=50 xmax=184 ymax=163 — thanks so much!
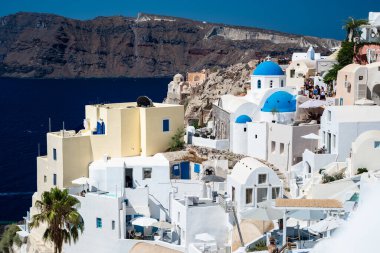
xmin=250 ymin=60 xmax=286 ymax=90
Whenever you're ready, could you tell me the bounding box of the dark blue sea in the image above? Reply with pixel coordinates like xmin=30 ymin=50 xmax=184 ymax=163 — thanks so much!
xmin=0 ymin=77 xmax=170 ymax=223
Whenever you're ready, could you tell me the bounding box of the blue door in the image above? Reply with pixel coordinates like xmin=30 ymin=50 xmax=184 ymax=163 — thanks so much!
xmin=180 ymin=162 xmax=190 ymax=179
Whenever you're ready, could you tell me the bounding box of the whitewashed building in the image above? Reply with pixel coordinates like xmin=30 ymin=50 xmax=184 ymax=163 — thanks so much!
xmin=227 ymin=157 xmax=283 ymax=218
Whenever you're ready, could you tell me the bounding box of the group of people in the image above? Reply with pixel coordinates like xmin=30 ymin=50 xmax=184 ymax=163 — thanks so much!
xmin=302 ymin=82 xmax=326 ymax=100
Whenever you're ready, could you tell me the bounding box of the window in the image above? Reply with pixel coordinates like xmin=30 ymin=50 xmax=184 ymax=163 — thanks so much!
xmin=272 ymin=187 xmax=281 ymax=199
xmin=327 ymin=110 xmax=331 ymax=121
xmin=258 ymin=174 xmax=267 ymax=184
xmin=177 ymin=212 xmax=180 ymax=222
xmin=255 ymin=134 xmax=258 ymax=139
xmin=271 ymin=141 xmax=276 ymax=153
xmin=257 ymin=80 xmax=261 ymax=89
xmin=44 ymin=175 xmax=47 ymax=183
xmin=281 ymin=80 xmax=284 ymax=87
xmin=339 ymin=98 xmax=343 ymax=106
xmin=374 ymin=141 xmax=380 ymax=149
xmin=143 ymin=168 xmax=152 ymax=179
xmin=53 ymin=148 xmax=57 ymax=161
xmin=112 ymin=220 xmax=115 ymax=230
xmin=280 ymin=143 xmax=285 ymax=154
xmin=96 ymin=218 xmax=102 ymax=228
xmin=244 ymin=127 xmax=247 ymax=132
xmin=257 ymin=188 xmax=268 ymax=203
xmin=270 ymin=80 xmax=273 ymax=88
xmin=163 ymin=119 xmax=170 ymax=132
xmin=194 ymin=163 xmax=200 ymax=173
xmin=332 ymin=135 xmax=336 ymax=149
xmin=232 ymin=187 xmax=235 ymax=202
xmin=53 ymin=174 xmax=57 ymax=186
xmin=290 ymin=70 xmax=295 ymax=78
xmin=359 ymin=75 xmax=364 ymax=80
xmin=378 ymin=66 xmax=380 ymax=71
xmin=322 ymin=131 xmax=326 ymax=144
xmin=246 ymin=188 xmax=253 ymax=204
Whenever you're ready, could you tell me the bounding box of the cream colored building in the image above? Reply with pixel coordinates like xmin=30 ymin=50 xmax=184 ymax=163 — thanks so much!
xmin=336 ymin=62 xmax=380 ymax=105
xmin=286 ymin=60 xmax=316 ymax=90
xmin=36 ymin=101 xmax=184 ymax=192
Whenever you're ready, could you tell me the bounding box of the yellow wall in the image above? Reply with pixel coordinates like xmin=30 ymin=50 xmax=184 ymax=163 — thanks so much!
xmin=140 ymin=105 xmax=184 ymax=156
xmin=62 ymin=135 xmax=93 ymax=188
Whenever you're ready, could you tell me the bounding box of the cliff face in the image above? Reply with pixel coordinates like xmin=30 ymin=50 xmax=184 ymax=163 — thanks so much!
xmin=0 ymin=12 xmax=340 ymax=78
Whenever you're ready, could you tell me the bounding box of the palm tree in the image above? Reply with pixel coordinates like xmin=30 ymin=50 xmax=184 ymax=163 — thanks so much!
xmin=343 ymin=17 xmax=368 ymax=42
xmin=30 ymin=188 xmax=84 ymax=253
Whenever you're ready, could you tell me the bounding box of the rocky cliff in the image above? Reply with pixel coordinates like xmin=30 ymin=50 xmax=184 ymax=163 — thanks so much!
xmin=0 ymin=12 xmax=340 ymax=78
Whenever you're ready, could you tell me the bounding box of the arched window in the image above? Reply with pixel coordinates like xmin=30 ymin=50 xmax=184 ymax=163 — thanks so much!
xmin=281 ymin=80 xmax=284 ymax=87
xmin=257 ymin=80 xmax=261 ymax=89
xmin=270 ymin=80 xmax=273 ymax=88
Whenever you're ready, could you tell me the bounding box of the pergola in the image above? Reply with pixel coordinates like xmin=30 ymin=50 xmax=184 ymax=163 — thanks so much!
xmin=274 ymin=199 xmax=344 ymax=244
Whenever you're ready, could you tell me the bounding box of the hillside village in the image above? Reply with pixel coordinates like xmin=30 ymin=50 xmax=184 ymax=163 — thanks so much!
xmin=4 ymin=11 xmax=380 ymax=253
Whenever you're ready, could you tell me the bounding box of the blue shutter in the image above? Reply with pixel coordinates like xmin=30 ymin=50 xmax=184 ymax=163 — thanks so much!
xmin=194 ymin=164 xmax=200 ymax=173
xmin=96 ymin=218 xmax=102 ymax=228
xmin=180 ymin=162 xmax=190 ymax=179
xmin=172 ymin=164 xmax=180 ymax=176
xmin=163 ymin=119 xmax=170 ymax=132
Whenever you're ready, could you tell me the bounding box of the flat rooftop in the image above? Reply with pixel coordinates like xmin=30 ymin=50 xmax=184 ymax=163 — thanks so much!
xmin=87 ymin=102 xmax=182 ymax=110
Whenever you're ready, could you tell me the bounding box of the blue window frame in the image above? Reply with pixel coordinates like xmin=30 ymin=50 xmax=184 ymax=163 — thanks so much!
xmin=257 ymin=80 xmax=261 ymax=89
xmin=53 ymin=148 xmax=57 ymax=161
xmin=96 ymin=218 xmax=102 ymax=228
xmin=163 ymin=119 xmax=170 ymax=132
xmin=53 ymin=174 xmax=57 ymax=186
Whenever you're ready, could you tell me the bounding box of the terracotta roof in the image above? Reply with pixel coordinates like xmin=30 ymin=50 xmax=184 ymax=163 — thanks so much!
xmin=275 ymin=199 xmax=343 ymax=209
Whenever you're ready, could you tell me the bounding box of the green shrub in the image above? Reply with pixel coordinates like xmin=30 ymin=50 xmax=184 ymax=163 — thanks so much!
xmin=0 ymin=224 xmax=22 ymax=253
xmin=322 ymin=171 xmax=345 ymax=184
xmin=247 ymin=240 xmax=268 ymax=252
xmin=356 ymin=168 xmax=368 ymax=175
xmin=168 ymin=128 xmax=186 ymax=151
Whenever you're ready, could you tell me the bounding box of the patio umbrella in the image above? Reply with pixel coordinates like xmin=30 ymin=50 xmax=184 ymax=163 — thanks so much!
xmin=152 ymin=221 xmax=173 ymax=230
xmin=354 ymin=98 xmax=375 ymax=106
xmin=72 ymin=177 xmax=96 ymax=185
xmin=240 ymin=206 xmax=284 ymax=221
xmin=288 ymin=209 xmax=326 ymax=221
xmin=301 ymin=133 xmax=321 ymax=140
xmin=308 ymin=216 xmax=344 ymax=234
xmin=201 ymin=175 xmax=225 ymax=182
xmin=131 ymin=217 xmax=158 ymax=227
xmin=300 ymin=99 xmax=327 ymax=109
xmin=195 ymin=233 xmax=216 ymax=242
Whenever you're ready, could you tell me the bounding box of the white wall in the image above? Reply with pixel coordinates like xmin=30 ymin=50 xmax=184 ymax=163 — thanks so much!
xmin=247 ymin=122 xmax=268 ymax=160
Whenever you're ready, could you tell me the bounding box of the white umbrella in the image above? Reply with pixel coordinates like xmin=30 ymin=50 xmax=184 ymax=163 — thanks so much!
xmin=72 ymin=177 xmax=96 ymax=185
xmin=308 ymin=216 xmax=344 ymax=234
xmin=131 ymin=217 xmax=158 ymax=227
xmin=240 ymin=206 xmax=284 ymax=221
xmin=301 ymin=133 xmax=321 ymax=140
xmin=355 ymin=98 xmax=375 ymax=105
xmin=288 ymin=209 xmax=326 ymax=221
xmin=152 ymin=221 xmax=173 ymax=230
xmin=300 ymin=99 xmax=327 ymax=109
xmin=195 ymin=233 xmax=215 ymax=242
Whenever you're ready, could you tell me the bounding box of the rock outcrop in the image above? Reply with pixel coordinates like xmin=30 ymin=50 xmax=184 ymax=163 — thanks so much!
xmin=0 ymin=12 xmax=340 ymax=78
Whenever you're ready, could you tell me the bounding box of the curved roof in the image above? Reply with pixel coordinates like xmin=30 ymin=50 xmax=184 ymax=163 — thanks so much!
xmin=261 ymin=91 xmax=296 ymax=112
xmin=235 ymin=115 xmax=252 ymax=124
xmin=352 ymin=130 xmax=380 ymax=152
xmin=219 ymin=95 xmax=252 ymax=113
xmin=230 ymin=157 xmax=268 ymax=185
xmin=253 ymin=61 xmax=284 ymax=76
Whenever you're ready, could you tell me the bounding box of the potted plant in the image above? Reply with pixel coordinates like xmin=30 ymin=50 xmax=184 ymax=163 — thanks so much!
xmin=271 ymin=107 xmax=279 ymax=123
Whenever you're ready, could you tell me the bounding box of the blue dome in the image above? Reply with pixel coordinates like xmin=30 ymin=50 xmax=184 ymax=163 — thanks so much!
xmin=235 ymin=115 xmax=252 ymax=124
xmin=253 ymin=61 xmax=284 ymax=76
xmin=261 ymin=91 xmax=296 ymax=113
